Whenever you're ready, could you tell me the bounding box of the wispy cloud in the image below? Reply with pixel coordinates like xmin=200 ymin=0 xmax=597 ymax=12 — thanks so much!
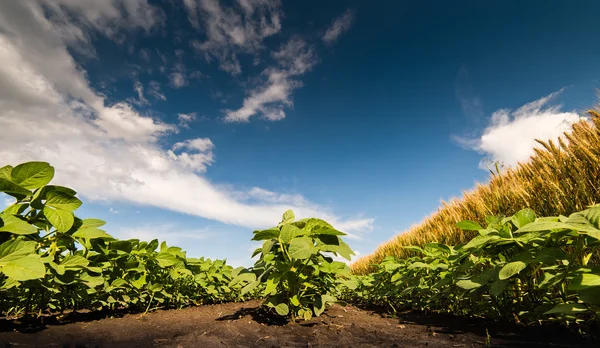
xmin=455 ymin=88 xmax=586 ymax=168
xmin=178 ymin=112 xmax=197 ymax=127
xmin=148 ymin=81 xmax=167 ymax=101
xmin=186 ymin=0 xmax=282 ymax=75
xmin=0 ymin=1 xmax=373 ymax=235
xmin=224 ymin=38 xmax=318 ymax=122
xmin=455 ymin=65 xmax=483 ymax=124
xmin=322 ymin=9 xmax=354 ymax=45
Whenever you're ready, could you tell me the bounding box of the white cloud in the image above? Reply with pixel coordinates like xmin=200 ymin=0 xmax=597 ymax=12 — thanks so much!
xmin=0 ymin=1 xmax=373 ymax=236
xmin=322 ymin=9 xmax=354 ymax=45
xmin=186 ymin=0 xmax=282 ymax=75
xmin=148 ymin=80 xmax=166 ymax=101
xmin=169 ymin=72 xmax=188 ymax=89
xmin=132 ymin=80 xmax=149 ymax=105
xmin=178 ymin=112 xmax=197 ymax=127
xmin=224 ymin=38 xmax=317 ymax=122
xmin=457 ymin=88 xmax=586 ymax=167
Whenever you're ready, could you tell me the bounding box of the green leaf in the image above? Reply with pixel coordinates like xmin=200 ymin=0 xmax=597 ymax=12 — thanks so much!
xmin=274 ymin=302 xmax=289 ymax=316
xmin=0 ymin=254 xmax=46 ymax=281
xmin=514 ymin=209 xmax=536 ymax=228
xmin=45 ymin=191 xmax=82 ymax=211
xmin=288 ymin=237 xmax=317 ymax=260
xmin=252 ymin=228 xmax=280 ymax=241
xmin=264 ymin=275 xmax=279 ymax=295
xmin=578 ymin=288 xmax=600 ymax=305
xmin=544 ymin=303 xmax=589 ymax=315
xmin=0 ymin=178 xmax=31 ymax=197
xmin=490 ymin=280 xmax=508 ymax=296
xmin=515 ymin=221 xmax=574 ymax=233
xmin=2 ymin=203 xmax=27 ymax=216
xmin=462 ymin=235 xmax=500 ymax=249
xmin=456 ymin=279 xmax=482 ymax=290
xmin=43 ymin=206 xmax=74 ymax=232
xmin=262 ymin=239 xmax=274 ymax=257
xmin=290 ymin=295 xmax=300 ymax=306
xmin=568 ymin=273 xmax=600 ymax=291
xmin=73 ymin=228 xmax=113 ymax=240
xmin=314 ymin=295 xmax=325 ymax=316
xmin=241 ymin=280 xmax=259 ymax=295
xmin=281 ymin=210 xmax=295 ymax=224
xmin=10 ymin=162 xmax=54 ymax=189
xmin=456 ymin=220 xmax=483 ymax=231
xmin=499 ymin=261 xmax=527 ymax=280
xmin=61 ymin=255 xmax=89 ymax=270
xmin=81 ymin=218 xmax=106 ymax=229
xmin=155 ymin=252 xmax=178 ymax=268
xmin=0 ymin=165 xmax=13 ymax=180
xmin=0 ymin=214 xmax=37 ymax=235
xmin=0 ymin=238 xmax=37 ymax=262
xmin=280 ymin=224 xmax=300 ymax=243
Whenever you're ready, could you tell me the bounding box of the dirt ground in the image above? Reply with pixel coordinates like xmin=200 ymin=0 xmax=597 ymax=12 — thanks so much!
xmin=0 ymin=300 xmax=596 ymax=348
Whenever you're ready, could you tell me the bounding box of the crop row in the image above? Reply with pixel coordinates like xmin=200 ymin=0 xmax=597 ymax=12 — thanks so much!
xmin=0 ymin=162 xmax=251 ymax=318
xmin=341 ymin=208 xmax=600 ymax=335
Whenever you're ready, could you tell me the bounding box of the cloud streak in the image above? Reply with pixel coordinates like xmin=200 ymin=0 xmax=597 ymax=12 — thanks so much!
xmin=322 ymin=9 xmax=354 ymax=45
xmin=186 ymin=0 xmax=282 ymax=75
xmin=224 ymin=38 xmax=318 ymax=122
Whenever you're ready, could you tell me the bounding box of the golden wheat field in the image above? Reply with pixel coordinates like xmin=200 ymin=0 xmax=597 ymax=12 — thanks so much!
xmin=351 ymin=110 xmax=600 ymax=274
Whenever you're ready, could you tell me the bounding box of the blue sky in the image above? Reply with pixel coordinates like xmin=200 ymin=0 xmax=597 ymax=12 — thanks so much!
xmin=0 ymin=0 xmax=598 ymax=266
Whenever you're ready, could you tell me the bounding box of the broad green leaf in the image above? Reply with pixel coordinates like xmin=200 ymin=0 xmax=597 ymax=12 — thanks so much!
xmin=10 ymin=162 xmax=54 ymax=189
xmin=274 ymin=303 xmax=289 ymax=316
xmin=568 ymin=273 xmax=600 ymax=290
xmin=516 ymin=221 xmax=574 ymax=233
xmin=0 ymin=165 xmax=13 ymax=180
xmin=2 ymin=203 xmax=27 ymax=216
xmin=230 ymin=272 xmax=256 ymax=286
xmin=264 ymin=275 xmax=279 ymax=295
xmin=0 ymin=238 xmax=37 ymax=262
xmin=462 ymin=235 xmax=500 ymax=249
xmin=0 ymin=178 xmax=31 ymax=197
xmin=241 ymin=280 xmax=259 ymax=295
xmin=148 ymin=283 xmax=164 ymax=292
xmin=45 ymin=191 xmax=82 ymax=211
xmin=288 ymin=237 xmax=317 ymax=260
xmin=544 ymin=303 xmax=589 ymax=315
xmin=262 ymin=239 xmax=274 ymax=257
xmin=281 ymin=210 xmax=295 ymax=224
xmin=252 ymin=228 xmax=280 ymax=241
xmin=73 ymin=228 xmax=113 ymax=239
xmin=499 ymin=261 xmax=527 ymax=280
xmin=456 ymin=279 xmax=482 ymax=290
xmin=456 ymin=220 xmax=483 ymax=231
xmin=490 ymin=280 xmax=508 ymax=296
xmin=280 ymin=224 xmax=300 ymax=243
xmin=61 ymin=255 xmax=89 ymax=269
xmin=43 ymin=206 xmax=74 ymax=232
xmin=155 ymin=252 xmax=178 ymax=268
xmin=578 ymin=287 xmax=600 ymax=305
xmin=0 ymin=214 xmax=37 ymax=235
xmin=0 ymin=254 xmax=46 ymax=281
xmin=514 ymin=209 xmax=536 ymax=228
xmin=313 ymin=295 xmax=325 ymax=316
xmin=290 ymin=295 xmax=300 ymax=306
xmin=81 ymin=218 xmax=106 ymax=229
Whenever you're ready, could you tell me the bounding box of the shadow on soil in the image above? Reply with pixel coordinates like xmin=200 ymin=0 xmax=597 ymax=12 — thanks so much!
xmin=353 ymin=302 xmax=599 ymax=347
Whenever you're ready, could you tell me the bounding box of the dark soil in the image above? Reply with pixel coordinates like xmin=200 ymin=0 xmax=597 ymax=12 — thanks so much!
xmin=0 ymin=301 xmax=595 ymax=348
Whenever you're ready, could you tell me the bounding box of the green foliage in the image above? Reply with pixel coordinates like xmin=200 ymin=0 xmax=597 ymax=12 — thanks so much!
xmin=0 ymin=161 xmax=250 ymax=318
xmin=342 ymin=208 xmax=600 ymax=334
xmin=233 ymin=210 xmax=355 ymax=321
